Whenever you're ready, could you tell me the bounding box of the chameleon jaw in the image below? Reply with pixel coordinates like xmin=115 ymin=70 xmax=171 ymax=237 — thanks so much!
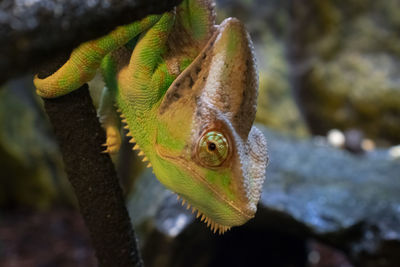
xmin=176 ymin=194 xmax=231 ymax=234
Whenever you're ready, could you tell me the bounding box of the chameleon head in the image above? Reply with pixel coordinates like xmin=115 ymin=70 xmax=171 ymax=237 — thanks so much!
xmin=154 ymin=17 xmax=268 ymax=234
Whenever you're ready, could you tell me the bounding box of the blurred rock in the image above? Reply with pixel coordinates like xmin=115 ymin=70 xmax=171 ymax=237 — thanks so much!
xmin=344 ymin=129 xmax=364 ymax=154
xmin=0 ymin=78 xmax=73 ymax=209
xmin=290 ymin=0 xmax=400 ymax=144
xmin=128 ymin=125 xmax=400 ymax=267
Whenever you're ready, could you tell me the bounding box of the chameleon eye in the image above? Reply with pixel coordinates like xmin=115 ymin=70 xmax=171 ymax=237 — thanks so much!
xmin=197 ymin=131 xmax=229 ymax=167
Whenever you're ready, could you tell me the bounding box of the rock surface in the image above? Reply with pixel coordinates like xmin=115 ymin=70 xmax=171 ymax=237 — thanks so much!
xmin=128 ymin=125 xmax=400 ymax=266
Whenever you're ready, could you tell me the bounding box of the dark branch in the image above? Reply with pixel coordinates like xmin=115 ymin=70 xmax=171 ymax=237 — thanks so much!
xmin=43 ymin=86 xmax=143 ymax=267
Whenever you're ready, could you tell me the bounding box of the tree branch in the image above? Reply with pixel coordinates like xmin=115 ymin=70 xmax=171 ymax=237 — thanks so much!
xmin=42 ymin=85 xmax=143 ymax=267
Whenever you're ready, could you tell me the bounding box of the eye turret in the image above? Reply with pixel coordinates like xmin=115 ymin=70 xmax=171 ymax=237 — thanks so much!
xmin=197 ymin=131 xmax=229 ymax=167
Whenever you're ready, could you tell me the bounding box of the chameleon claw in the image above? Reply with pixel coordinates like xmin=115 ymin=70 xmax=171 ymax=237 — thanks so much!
xmin=146 ymin=163 xmax=152 ymax=168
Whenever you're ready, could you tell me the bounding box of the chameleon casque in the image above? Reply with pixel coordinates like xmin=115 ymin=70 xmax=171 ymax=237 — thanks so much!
xmin=34 ymin=0 xmax=268 ymax=234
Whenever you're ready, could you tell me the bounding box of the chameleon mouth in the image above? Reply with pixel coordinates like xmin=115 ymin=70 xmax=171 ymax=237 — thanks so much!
xmin=175 ymin=194 xmax=232 ymax=234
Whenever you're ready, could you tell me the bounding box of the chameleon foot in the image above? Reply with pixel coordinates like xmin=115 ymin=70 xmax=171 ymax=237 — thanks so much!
xmin=101 ymin=126 xmax=121 ymax=154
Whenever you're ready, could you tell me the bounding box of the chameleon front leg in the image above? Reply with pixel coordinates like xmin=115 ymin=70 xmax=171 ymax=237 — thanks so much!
xmin=98 ymin=86 xmax=122 ymax=154
xmin=34 ymin=14 xmax=161 ymax=98
xmin=98 ymin=53 xmax=124 ymax=154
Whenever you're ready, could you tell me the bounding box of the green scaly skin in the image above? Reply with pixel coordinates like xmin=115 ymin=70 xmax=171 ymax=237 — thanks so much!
xmin=34 ymin=0 xmax=268 ymax=234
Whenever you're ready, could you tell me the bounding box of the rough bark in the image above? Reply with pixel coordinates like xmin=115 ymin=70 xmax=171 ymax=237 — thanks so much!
xmin=42 ymin=85 xmax=143 ymax=267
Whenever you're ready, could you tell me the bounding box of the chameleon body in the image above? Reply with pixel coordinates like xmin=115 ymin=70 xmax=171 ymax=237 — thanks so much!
xmin=34 ymin=0 xmax=268 ymax=234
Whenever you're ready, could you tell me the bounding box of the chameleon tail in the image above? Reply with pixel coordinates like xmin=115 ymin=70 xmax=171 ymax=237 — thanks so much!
xmin=34 ymin=15 xmax=161 ymax=98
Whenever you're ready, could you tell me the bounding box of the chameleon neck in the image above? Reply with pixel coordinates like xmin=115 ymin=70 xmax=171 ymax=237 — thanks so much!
xmin=116 ymin=94 xmax=159 ymax=158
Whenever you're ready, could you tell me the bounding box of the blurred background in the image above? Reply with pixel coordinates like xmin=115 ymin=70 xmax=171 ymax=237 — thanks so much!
xmin=1 ymin=0 xmax=400 ymax=266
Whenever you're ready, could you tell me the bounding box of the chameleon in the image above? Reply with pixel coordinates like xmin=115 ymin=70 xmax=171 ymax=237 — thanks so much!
xmin=33 ymin=0 xmax=268 ymax=234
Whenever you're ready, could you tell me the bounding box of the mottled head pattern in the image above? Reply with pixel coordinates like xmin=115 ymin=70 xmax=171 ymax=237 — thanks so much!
xmin=156 ymin=18 xmax=268 ymax=233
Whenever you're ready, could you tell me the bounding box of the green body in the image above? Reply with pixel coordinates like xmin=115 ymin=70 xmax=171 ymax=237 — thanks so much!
xmin=34 ymin=0 xmax=268 ymax=234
